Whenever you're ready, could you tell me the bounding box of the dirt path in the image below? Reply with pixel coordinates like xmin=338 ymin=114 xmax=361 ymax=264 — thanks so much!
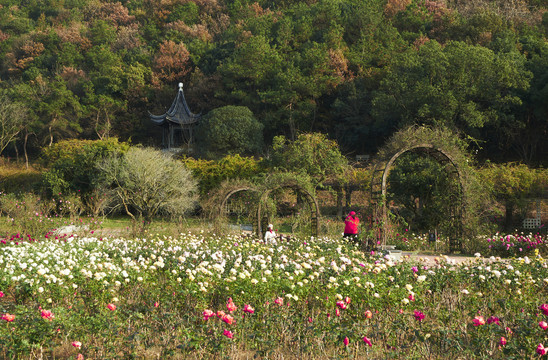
xmin=401 ymin=252 xmax=507 ymax=266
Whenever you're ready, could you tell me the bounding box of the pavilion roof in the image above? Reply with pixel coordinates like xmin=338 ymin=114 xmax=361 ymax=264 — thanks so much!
xmin=150 ymin=83 xmax=200 ymax=126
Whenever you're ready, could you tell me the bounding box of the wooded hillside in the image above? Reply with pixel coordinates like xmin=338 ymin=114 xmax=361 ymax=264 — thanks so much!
xmin=0 ymin=0 xmax=546 ymax=164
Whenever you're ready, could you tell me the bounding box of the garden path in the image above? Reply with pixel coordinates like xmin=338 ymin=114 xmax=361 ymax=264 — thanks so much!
xmin=402 ymin=252 xmax=508 ymax=266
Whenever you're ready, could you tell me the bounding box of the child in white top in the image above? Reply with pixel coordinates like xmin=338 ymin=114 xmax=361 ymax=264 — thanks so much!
xmin=264 ymin=224 xmax=277 ymax=244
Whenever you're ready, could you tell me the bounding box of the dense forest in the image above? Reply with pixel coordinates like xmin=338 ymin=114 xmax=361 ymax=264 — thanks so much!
xmin=0 ymin=0 xmax=546 ymax=165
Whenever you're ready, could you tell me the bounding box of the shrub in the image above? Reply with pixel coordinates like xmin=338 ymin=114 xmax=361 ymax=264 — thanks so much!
xmin=40 ymin=138 xmax=129 ymax=214
xmin=97 ymin=147 xmax=198 ymax=226
xmin=478 ymin=163 xmax=546 ymax=231
xmin=195 ymin=105 xmax=264 ymax=159
xmin=268 ymin=133 xmax=349 ymax=189
xmin=485 ymin=232 xmax=546 ymax=257
xmin=183 ymin=154 xmax=264 ymax=197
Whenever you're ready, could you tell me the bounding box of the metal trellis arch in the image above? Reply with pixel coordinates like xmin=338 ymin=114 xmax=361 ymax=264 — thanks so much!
xmin=370 ymin=144 xmax=465 ymax=252
xmin=257 ymin=183 xmax=320 ymax=238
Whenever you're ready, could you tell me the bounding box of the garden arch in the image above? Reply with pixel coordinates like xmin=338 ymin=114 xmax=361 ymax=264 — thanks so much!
xmin=370 ymin=127 xmax=471 ymax=252
xmin=257 ymin=181 xmax=320 ymax=238
xmin=218 ymin=186 xmax=261 ymax=233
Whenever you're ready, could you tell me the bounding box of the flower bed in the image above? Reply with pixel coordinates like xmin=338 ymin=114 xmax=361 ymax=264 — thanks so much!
xmin=392 ymin=230 xmax=547 ymax=257
xmin=0 ymin=233 xmax=547 ymax=358
xmin=486 ymin=232 xmax=546 ymax=257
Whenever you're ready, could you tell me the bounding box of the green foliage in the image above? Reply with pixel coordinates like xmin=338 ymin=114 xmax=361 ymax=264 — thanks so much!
xmin=97 ymin=147 xmax=198 ymax=224
xmin=168 ymin=2 xmax=200 ymax=24
xmin=372 ymin=40 xmax=532 ymax=143
xmin=0 ymin=0 xmax=545 ymax=164
xmin=477 ymin=163 xmax=547 ymax=230
xmin=269 ymin=133 xmax=349 ymax=189
xmin=0 ymin=91 xmax=26 ymax=155
xmin=195 ymin=106 xmax=264 ymax=159
xmin=479 ymin=163 xmax=544 ymax=202
xmin=388 ymin=153 xmax=454 ymax=231
xmin=40 ymin=138 xmax=129 ymax=212
xmin=183 ymin=154 xmax=264 ymax=197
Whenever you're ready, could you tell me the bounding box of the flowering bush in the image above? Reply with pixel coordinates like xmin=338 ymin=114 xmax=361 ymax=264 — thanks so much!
xmin=0 ymin=232 xmax=547 ymax=358
xmin=485 ymin=232 xmax=546 ymax=257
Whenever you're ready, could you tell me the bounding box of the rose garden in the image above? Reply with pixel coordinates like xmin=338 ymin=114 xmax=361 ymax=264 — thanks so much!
xmin=2 ymin=0 xmax=548 ymax=357
xmin=1 ymin=125 xmax=547 ymax=359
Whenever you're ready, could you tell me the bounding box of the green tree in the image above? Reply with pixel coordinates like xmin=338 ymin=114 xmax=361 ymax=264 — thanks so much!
xmin=195 ymin=105 xmax=264 ymax=159
xmin=0 ymin=91 xmax=26 ymax=156
xmin=219 ymin=35 xmax=283 ymax=108
xmin=509 ymin=35 xmax=548 ymax=165
xmin=330 ymin=79 xmax=375 ymax=154
xmin=35 ymin=76 xmax=82 ymax=147
xmin=97 ymin=147 xmax=198 ymax=224
xmin=269 ymin=132 xmax=348 ymax=189
xmin=81 ymin=85 xmax=127 ymax=140
xmin=478 ymin=163 xmax=546 ymax=231
xmin=41 ymin=138 xmax=129 ymax=214
xmin=372 ymin=40 xmax=532 ymax=145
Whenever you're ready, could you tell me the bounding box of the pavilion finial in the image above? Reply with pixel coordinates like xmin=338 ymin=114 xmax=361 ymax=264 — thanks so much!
xmin=178 ymin=82 xmax=184 ymax=90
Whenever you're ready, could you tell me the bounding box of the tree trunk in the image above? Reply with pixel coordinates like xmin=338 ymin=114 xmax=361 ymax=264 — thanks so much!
xmin=48 ymin=125 xmax=53 ymax=147
xmin=336 ymin=186 xmax=343 ymax=219
xmin=345 ymin=185 xmax=352 ymax=211
xmin=288 ymin=102 xmax=295 ymax=141
xmin=417 ymin=197 xmax=424 ymax=216
xmin=13 ymin=139 xmax=19 ymax=163
xmin=504 ymin=199 xmax=515 ymax=232
xmin=23 ymin=132 xmax=29 ymax=169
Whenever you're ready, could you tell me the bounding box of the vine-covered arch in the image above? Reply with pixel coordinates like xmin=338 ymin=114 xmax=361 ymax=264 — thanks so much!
xmin=257 ymin=180 xmax=320 ymax=238
xmin=219 ymin=187 xmax=260 ymax=218
xmin=370 ymin=126 xmax=474 ymax=252
xmin=202 ymin=180 xmax=261 ymax=232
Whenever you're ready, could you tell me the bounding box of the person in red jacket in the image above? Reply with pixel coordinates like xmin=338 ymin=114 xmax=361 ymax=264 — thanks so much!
xmin=343 ymin=211 xmax=359 ymax=241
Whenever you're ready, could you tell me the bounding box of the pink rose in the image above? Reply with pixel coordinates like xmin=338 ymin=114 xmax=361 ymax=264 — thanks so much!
xmin=336 ymin=301 xmax=347 ymax=310
xmin=41 ymin=310 xmax=54 ymax=320
xmin=223 ymin=329 xmax=234 ymax=339
xmin=72 ymin=341 xmax=82 ymax=349
xmin=472 ymin=316 xmax=485 ymax=326
xmin=1 ymin=314 xmax=15 ymax=322
xmin=222 ymin=314 xmax=235 ymax=325
xmin=226 ymin=298 xmax=237 ymax=312
xmin=487 ymin=316 xmax=500 ymax=325
xmin=203 ymin=309 xmax=214 ymax=321
xmin=413 ymin=310 xmax=425 ymax=322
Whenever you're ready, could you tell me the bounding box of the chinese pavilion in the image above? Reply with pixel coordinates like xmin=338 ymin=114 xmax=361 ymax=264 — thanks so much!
xmin=149 ymin=83 xmax=201 ymax=150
